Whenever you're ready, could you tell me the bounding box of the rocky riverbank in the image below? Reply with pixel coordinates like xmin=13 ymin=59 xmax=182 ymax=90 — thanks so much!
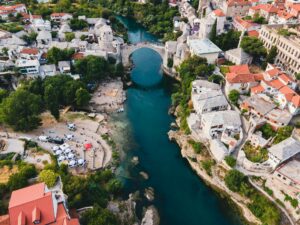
xmin=168 ymin=129 xmax=261 ymax=225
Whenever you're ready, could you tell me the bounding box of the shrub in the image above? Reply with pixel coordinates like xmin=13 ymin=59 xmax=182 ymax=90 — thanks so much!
xmin=224 ymin=156 xmax=236 ymax=168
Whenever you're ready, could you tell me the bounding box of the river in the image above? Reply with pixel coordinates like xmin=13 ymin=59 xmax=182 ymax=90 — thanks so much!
xmin=112 ymin=16 xmax=244 ymax=225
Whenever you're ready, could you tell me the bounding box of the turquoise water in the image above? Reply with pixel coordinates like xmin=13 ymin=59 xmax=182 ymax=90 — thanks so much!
xmin=115 ymin=17 xmax=243 ymax=225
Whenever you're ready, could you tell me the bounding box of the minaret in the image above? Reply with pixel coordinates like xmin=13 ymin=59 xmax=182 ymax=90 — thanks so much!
xmin=198 ymin=0 xmax=208 ymax=18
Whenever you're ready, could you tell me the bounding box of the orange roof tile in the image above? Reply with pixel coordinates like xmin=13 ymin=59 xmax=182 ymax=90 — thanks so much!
xmin=226 ymin=73 xmax=256 ymax=83
xmin=291 ymin=4 xmax=300 ymax=12
xmin=251 ymin=85 xmax=265 ymax=94
xmin=213 ymin=9 xmax=225 ymax=17
xmin=279 ymin=86 xmax=296 ymax=101
xmin=291 ymin=95 xmax=300 ymax=107
xmin=234 ymin=16 xmax=257 ymax=29
xmin=248 ymin=30 xmax=259 ymax=37
xmin=254 ymin=73 xmax=264 ymax=81
xmin=0 ymin=215 xmax=9 ymax=225
xmin=227 ymin=0 xmax=252 ymax=6
xmin=72 ymin=52 xmax=84 ymax=60
xmin=228 ymin=64 xmax=250 ymax=74
xmin=270 ymin=79 xmax=285 ymax=89
xmin=0 ymin=4 xmax=25 ymax=11
xmin=277 ymin=10 xmax=295 ymax=19
xmin=51 ymin=12 xmax=70 ymax=17
xmin=20 ymin=48 xmax=39 ymax=55
xmin=279 ymin=73 xmax=294 ymax=84
xmin=266 ymin=68 xmax=281 ymax=77
xmin=54 ymin=203 xmax=80 ymax=225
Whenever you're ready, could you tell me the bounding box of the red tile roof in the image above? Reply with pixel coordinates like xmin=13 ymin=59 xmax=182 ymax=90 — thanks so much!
xmin=72 ymin=52 xmax=84 ymax=60
xmin=279 ymin=73 xmax=294 ymax=84
xmin=248 ymin=30 xmax=259 ymax=37
xmin=291 ymin=4 xmax=300 ymax=12
xmin=277 ymin=10 xmax=295 ymax=19
xmin=259 ymin=4 xmax=279 ymax=13
xmin=270 ymin=79 xmax=285 ymax=89
xmin=279 ymin=86 xmax=296 ymax=101
xmin=0 ymin=215 xmax=9 ymax=225
xmin=226 ymin=73 xmax=256 ymax=83
xmin=0 ymin=4 xmax=25 ymax=11
xmin=228 ymin=64 xmax=250 ymax=74
xmin=213 ymin=9 xmax=225 ymax=17
xmin=265 ymin=67 xmax=281 ymax=77
xmin=291 ymin=95 xmax=300 ymax=107
xmin=20 ymin=48 xmax=39 ymax=55
xmin=51 ymin=13 xmax=70 ymax=17
xmin=234 ymin=16 xmax=257 ymax=29
xmin=227 ymin=0 xmax=252 ymax=6
xmin=251 ymin=85 xmax=265 ymax=94
xmin=54 ymin=203 xmax=80 ymax=225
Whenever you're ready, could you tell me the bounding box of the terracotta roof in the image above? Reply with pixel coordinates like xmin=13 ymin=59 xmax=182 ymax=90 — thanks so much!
xmin=0 ymin=4 xmax=25 ymax=11
xmin=54 ymin=203 xmax=80 ymax=225
xmin=51 ymin=12 xmax=71 ymax=17
xmin=254 ymin=73 xmax=264 ymax=81
xmin=260 ymin=4 xmax=278 ymax=13
xmin=279 ymin=86 xmax=296 ymax=101
xmin=228 ymin=64 xmax=250 ymax=74
xmin=20 ymin=48 xmax=39 ymax=55
xmin=234 ymin=16 xmax=257 ymax=29
xmin=277 ymin=10 xmax=295 ymax=19
xmin=72 ymin=52 xmax=84 ymax=60
xmin=227 ymin=0 xmax=252 ymax=6
xmin=226 ymin=73 xmax=256 ymax=83
xmin=248 ymin=30 xmax=259 ymax=37
xmin=266 ymin=67 xmax=281 ymax=77
xmin=21 ymin=13 xmax=42 ymax=20
xmin=279 ymin=74 xmax=294 ymax=84
xmin=0 ymin=215 xmax=9 ymax=225
xmin=213 ymin=9 xmax=225 ymax=17
xmin=251 ymin=85 xmax=265 ymax=94
xmin=270 ymin=79 xmax=285 ymax=89
xmin=291 ymin=95 xmax=300 ymax=107
xmin=290 ymin=4 xmax=300 ymax=12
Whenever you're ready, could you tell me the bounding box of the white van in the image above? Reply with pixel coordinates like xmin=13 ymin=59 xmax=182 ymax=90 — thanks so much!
xmin=38 ymin=136 xmax=49 ymax=142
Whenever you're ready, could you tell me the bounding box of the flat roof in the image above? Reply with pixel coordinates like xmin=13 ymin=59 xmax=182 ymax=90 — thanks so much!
xmin=277 ymin=158 xmax=300 ymax=185
xmin=189 ymin=38 xmax=222 ymax=55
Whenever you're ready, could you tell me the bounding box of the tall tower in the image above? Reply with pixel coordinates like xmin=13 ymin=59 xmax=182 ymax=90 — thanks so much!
xmin=198 ymin=0 xmax=208 ymax=18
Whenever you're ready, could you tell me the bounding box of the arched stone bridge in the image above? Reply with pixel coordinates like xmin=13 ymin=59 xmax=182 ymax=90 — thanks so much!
xmin=121 ymin=42 xmax=165 ymax=66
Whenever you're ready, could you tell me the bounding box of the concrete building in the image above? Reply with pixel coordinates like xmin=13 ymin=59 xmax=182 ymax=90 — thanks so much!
xmin=268 ymin=137 xmax=300 ymax=168
xmin=15 ymin=59 xmax=40 ymax=76
xmin=225 ymin=47 xmax=253 ymax=65
xmin=39 ymin=64 xmax=57 ymax=78
xmin=98 ymin=24 xmax=114 ymax=52
xmin=259 ymin=24 xmax=300 ymax=76
xmin=187 ymin=38 xmax=222 ymax=64
xmin=221 ymin=0 xmax=252 ymax=17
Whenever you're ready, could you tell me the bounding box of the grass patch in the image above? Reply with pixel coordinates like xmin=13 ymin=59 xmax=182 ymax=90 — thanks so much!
xmin=188 ymin=139 xmax=204 ymax=154
xmin=224 ymin=155 xmax=236 ymax=168
xmin=201 ymin=159 xmax=215 ymax=176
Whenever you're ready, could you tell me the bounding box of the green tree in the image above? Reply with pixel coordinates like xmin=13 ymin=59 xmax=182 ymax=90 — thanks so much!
xmin=265 ymin=46 xmax=277 ymax=65
xmin=211 ymin=29 xmax=241 ymax=51
xmin=228 ymin=89 xmax=240 ymax=106
xmin=225 ymin=156 xmax=236 ymax=168
xmin=75 ymin=88 xmax=91 ymax=107
xmin=241 ymin=36 xmax=267 ymax=60
xmin=208 ymin=74 xmax=224 ymax=84
xmin=114 ymin=63 xmax=124 ymax=77
xmin=38 ymin=170 xmax=58 ymax=188
xmin=224 ymin=169 xmax=246 ymax=192
xmin=44 ymin=84 xmax=60 ymax=120
xmin=0 ymin=89 xmax=42 ymax=131
xmin=209 ymin=20 xmax=217 ymax=42
xmin=69 ymin=18 xmax=88 ymax=30
xmin=21 ymin=32 xmax=37 ymax=45
xmin=0 ymin=89 xmax=8 ymax=103
xmin=63 ymin=80 xmax=84 ymax=105
xmin=273 ymin=126 xmax=293 ymax=144
xmin=65 ymin=32 xmax=75 ymax=42
xmin=167 ymin=58 xmax=173 ymax=68
xmin=46 ymin=47 xmax=75 ymax=65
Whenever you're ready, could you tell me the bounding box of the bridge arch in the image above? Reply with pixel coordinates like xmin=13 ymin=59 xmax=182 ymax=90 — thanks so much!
xmin=121 ymin=42 xmax=165 ymax=66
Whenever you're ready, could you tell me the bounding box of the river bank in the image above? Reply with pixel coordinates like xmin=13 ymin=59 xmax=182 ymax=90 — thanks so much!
xmin=168 ymin=129 xmax=260 ymax=225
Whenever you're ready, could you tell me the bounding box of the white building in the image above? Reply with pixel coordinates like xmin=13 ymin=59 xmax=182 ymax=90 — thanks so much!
xmin=58 ymin=61 xmax=71 ymax=74
xmin=37 ymin=30 xmax=52 ymax=47
xmin=268 ymin=137 xmax=300 ymax=169
xmin=187 ymin=38 xmax=222 ymax=64
xmin=50 ymin=13 xmax=73 ymax=23
xmin=98 ymin=24 xmax=114 ymax=52
xmin=16 ymin=59 xmax=40 ymax=76
xmin=39 ymin=64 xmax=57 ymax=78
xmin=225 ymin=48 xmax=253 ymax=65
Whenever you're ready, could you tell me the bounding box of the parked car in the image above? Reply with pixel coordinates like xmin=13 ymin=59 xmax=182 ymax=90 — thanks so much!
xmin=67 ymin=153 xmax=75 ymax=159
xmin=58 ymin=155 xmax=66 ymax=162
xmin=67 ymin=123 xmax=76 ymax=131
xmin=48 ymin=137 xmax=64 ymax=145
xmin=77 ymin=158 xmax=86 ymax=166
xmin=60 ymin=143 xmax=70 ymax=151
xmin=68 ymin=160 xmax=77 ymax=168
xmin=52 ymin=146 xmax=60 ymax=151
xmin=54 ymin=150 xmax=62 ymax=156
xmin=38 ymin=136 xmax=49 ymax=142
xmin=65 ymin=134 xmax=75 ymax=141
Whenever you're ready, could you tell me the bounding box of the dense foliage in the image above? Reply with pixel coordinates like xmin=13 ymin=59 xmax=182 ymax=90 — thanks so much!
xmin=97 ymin=0 xmax=179 ymax=40
xmin=228 ymin=89 xmax=240 ymax=106
xmin=38 ymin=169 xmax=59 ymax=188
xmin=224 ymin=155 xmax=236 ymax=168
xmin=211 ymin=29 xmax=241 ymax=51
xmin=225 ymin=170 xmax=280 ymax=225
xmin=46 ymin=47 xmax=75 ymax=65
xmin=241 ymin=36 xmax=267 ymax=60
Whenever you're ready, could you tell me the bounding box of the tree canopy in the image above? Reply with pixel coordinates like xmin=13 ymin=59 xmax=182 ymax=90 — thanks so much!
xmin=38 ymin=170 xmax=58 ymax=188
xmin=46 ymin=47 xmax=75 ymax=65
xmin=0 ymin=89 xmax=42 ymax=131
xmin=241 ymin=36 xmax=267 ymax=60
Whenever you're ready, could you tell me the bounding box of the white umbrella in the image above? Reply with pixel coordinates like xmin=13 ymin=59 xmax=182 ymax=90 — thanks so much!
xmin=52 ymin=146 xmax=60 ymax=151
xmin=68 ymin=153 xmax=75 ymax=159
xmin=58 ymin=155 xmax=65 ymax=161
xmin=54 ymin=150 xmax=62 ymax=155
xmin=60 ymin=143 xmax=70 ymax=151
xmin=65 ymin=148 xmax=72 ymax=154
